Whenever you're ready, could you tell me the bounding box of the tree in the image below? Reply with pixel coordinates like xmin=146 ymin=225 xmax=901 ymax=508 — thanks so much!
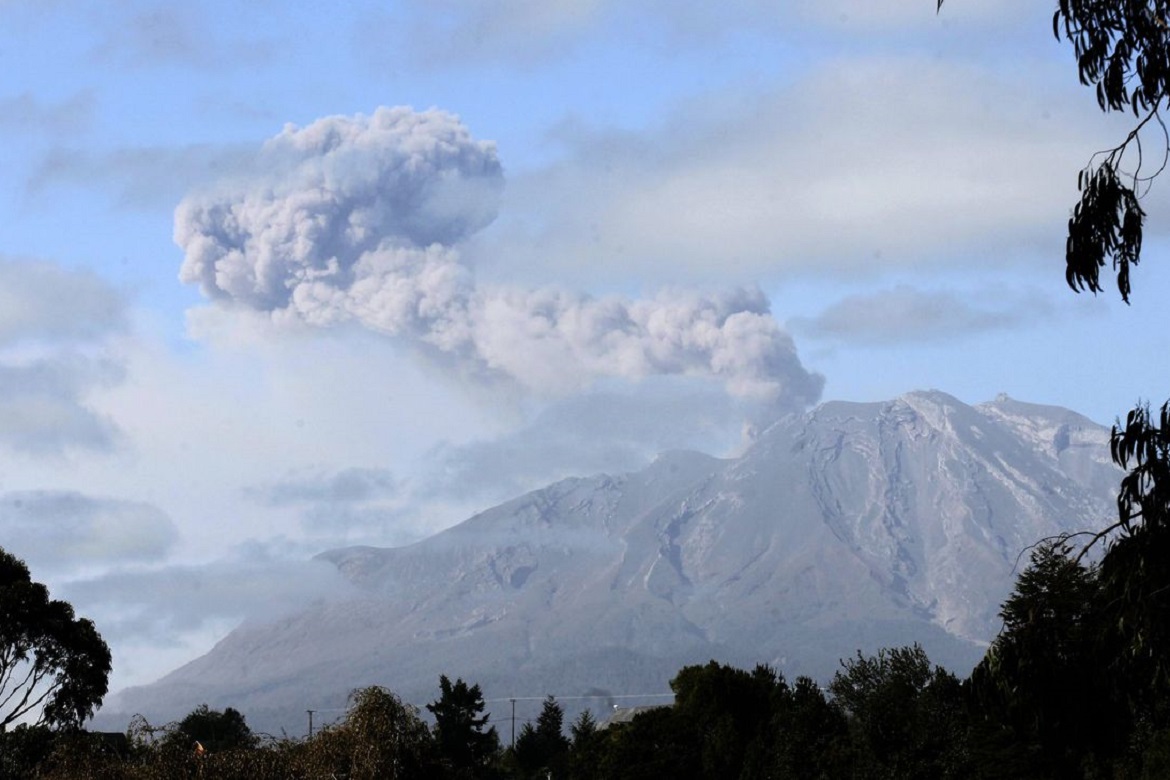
xmin=0 ymin=548 xmax=111 ymax=731
xmin=426 ymin=675 xmax=499 ymax=778
xmin=929 ymin=4 xmax=1170 ymax=765
xmin=767 ymin=675 xmax=850 ymax=780
xmin=939 ymin=0 xmax=1170 ymax=302
xmin=1094 ymin=403 xmax=1170 ymax=714
xmin=296 ymin=686 xmax=436 ymax=780
xmin=968 ymin=541 xmax=1119 ymax=776
xmin=513 ymin=696 xmax=569 ymax=778
xmin=829 ymin=644 xmax=971 ymax=779
xmin=162 ymin=704 xmax=258 ymax=754
xmin=0 ymin=724 xmax=56 ymax=779
xmin=670 ymin=661 xmax=785 ymax=778
xmin=567 ymin=709 xmax=602 ymax=780
xmin=593 ymin=706 xmax=695 ymax=780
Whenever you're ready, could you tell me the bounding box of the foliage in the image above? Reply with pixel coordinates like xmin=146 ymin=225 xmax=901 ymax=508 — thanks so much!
xmin=594 ymin=705 xmax=694 ymax=780
xmin=513 ymin=695 xmax=570 ymax=778
xmin=590 ymin=660 xmax=844 ymax=780
xmin=1095 ymin=403 xmax=1170 ymax=722
xmin=670 ymin=661 xmax=785 ymax=778
xmin=0 ymin=724 xmax=56 ymax=779
xmin=427 ymin=674 xmax=500 ymax=778
xmin=160 ymin=703 xmax=257 ymax=754
xmin=0 ymin=547 xmax=112 ymax=731
xmin=567 ymin=709 xmax=602 ymax=780
xmin=766 ymin=675 xmax=850 ymax=780
xmin=113 ymin=686 xmax=438 ymax=780
xmin=312 ymin=685 xmax=437 ymax=780
xmin=18 ymin=636 xmax=1170 ymax=779
xmin=829 ymin=644 xmax=971 ymax=779
xmin=968 ymin=541 xmax=1116 ymax=776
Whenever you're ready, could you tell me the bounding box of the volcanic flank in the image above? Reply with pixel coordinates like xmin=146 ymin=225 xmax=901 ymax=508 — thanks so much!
xmin=103 ymin=391 xmax=1119 ymax=734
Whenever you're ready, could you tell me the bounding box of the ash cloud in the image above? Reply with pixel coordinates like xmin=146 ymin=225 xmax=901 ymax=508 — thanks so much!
xmin=175 ymin=106 xmax=822 ymax=409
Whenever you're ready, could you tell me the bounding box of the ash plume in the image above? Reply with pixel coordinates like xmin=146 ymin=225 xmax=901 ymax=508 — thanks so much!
xmin=175 ymin=106 xmax=822 ymax=408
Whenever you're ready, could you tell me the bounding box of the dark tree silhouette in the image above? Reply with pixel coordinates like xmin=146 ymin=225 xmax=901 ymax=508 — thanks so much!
xmin=1096 ymin=403 xmax=1170 ymax=705
xmin=311 ymin=686 xmax=436 ymax=780
xmin=426 ymin=675 xmax=499 ymax=778
xmin=163 ymin=704 xmax=257 ymax=754
xmin=513 ymin=696 xmax=569 ymax=778
xmin=830 ymin=644 xmax=970 ymax=779
xmin=939 ymin=0 xmax=1170 ymax=302
xmin=0 ymin=548 xmax=111 ymax=732
xmin=670 ymin=661 xmax=784 ymax=778
xmin=567 ymin=709 xmax=602 ymax=780
xmin=969 ymin=542 xmax=1117 ymax=775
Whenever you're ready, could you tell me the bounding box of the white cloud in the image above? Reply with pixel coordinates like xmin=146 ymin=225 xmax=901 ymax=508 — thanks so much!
xmin=359 ymin=0 xmax=1033 ymax=71
xmin=29 ymin=143 xmax=258 ymax=211
xmin=61 ymin=555 xmax=356 ymax=690
xmin=420 ymin=379 xmax=746 ymax=502
xmin=89 ymin=3 xmax=275 ymax=71
xmin=0 ymin=91 xmax=94 ymax=136
xmin=0 ymin=357 xmax=122 ymax=454
xmin=477 ymin=54 xmax=1121 ymax=287
xmin=0 ymin=491 xmax=176 ymax=576
xmin=792 ymin=285 xmax=1054 ymax=346
xmin=63 ymin=557 xmax=352 ymax=638
xmin=371 ymin=0 xmax=610 ymax=67
xmin=0 ymin=257 xmax=126 ymax=344
xmin=797 ymin=0 xmax=1034 ymax=30
xmin=244 ymin=466 xmax=413 ymax=547
xmin=249 ymin=466 xmax=399 ymax=507
xmin=0 ymin=258 xmax=128 ymax=454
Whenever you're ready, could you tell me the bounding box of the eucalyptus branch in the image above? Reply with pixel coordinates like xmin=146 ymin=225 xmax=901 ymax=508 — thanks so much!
xmin=5 ymin=673 xmax=60 ymax=728
xmin=0 ymin=662 xmax=38 ymax=714
xmin=1094 ymin=100 xmax=1168 ymax=173
xmin=1073 ymin=521 xmax=1129 ymax=563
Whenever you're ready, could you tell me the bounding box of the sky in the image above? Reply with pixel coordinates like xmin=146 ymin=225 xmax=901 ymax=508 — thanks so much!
xmin=1 ymin=0 xmax=1169 ymax=698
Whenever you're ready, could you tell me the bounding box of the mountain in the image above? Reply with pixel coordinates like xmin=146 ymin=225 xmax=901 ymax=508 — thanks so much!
xmin=102 ymin=391 xmax=1120 ymax=735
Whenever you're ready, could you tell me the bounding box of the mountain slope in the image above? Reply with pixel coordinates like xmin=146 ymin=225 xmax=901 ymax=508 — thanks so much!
xmin=104 ymin=391 xmax=1119 ymax=734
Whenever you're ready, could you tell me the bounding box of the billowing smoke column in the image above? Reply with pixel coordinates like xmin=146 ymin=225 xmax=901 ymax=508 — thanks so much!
xmin=176 ymin=106 xmax=823 ymax=409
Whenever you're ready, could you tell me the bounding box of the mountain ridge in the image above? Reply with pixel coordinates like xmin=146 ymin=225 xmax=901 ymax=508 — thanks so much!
xmin=101 ymin=391 xmax=1120 ymax=734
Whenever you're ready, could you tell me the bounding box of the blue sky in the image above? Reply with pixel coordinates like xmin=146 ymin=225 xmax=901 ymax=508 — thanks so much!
xmin=1 ymin=0 xmax=1168 ymax=698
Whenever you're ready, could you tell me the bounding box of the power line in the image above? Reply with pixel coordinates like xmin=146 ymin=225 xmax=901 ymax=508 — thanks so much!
xmin=480 ymin=692 xmax=673 ymax=749
xmin=483 ymin=693 xmax=673 ymax=703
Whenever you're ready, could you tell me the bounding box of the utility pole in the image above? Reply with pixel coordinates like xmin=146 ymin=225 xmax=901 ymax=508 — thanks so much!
xmin=510 ymin=698 xmax=516 ymax=749
xmin=307 ymin=709 xmax=315 ymax=738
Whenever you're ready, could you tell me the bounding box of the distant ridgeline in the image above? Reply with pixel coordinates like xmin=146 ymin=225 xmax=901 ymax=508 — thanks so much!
xmin=102 ymin=392 xmax=1118 ymax=742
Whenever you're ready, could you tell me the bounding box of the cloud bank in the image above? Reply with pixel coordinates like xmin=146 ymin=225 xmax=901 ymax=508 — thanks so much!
xmin=176 ymin=106 xmax=823 ymax=409
xmin=793 ymin=285 xmax=1052 ymax=347
xmin=0 ymin=258 xmax=126 ymax=343
xmin=422 ymin=381 xmax=745 ymax=501
xmin=0 ymin=257 xmax=127 ymax=454
xmin=0 ymin=491 xmax=177 ymax=575
xmin=246 ymin=466 xmax=412 ymax=546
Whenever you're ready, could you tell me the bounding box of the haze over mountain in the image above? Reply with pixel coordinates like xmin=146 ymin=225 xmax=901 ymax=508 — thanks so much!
xmin=102 ymin=390 xmax=1119 ymax=735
